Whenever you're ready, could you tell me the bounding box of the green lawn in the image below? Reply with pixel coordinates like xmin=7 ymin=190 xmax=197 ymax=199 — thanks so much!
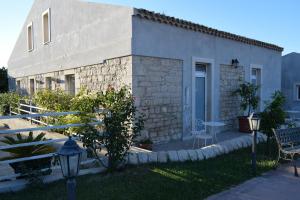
xmin=0 ymin=142 xmax=277 ymax=200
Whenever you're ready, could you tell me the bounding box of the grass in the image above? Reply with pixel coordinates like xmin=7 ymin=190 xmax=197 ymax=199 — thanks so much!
xmin=0 ymin=142 xmax=277 ymax=200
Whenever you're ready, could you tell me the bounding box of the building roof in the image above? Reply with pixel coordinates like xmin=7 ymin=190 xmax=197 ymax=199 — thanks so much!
xmin=135 ymin=9 xmax=283 ymax=52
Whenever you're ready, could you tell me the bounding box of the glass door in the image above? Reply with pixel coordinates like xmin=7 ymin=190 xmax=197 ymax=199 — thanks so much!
xmin=194 ymin=64 xmax=206 ymax=131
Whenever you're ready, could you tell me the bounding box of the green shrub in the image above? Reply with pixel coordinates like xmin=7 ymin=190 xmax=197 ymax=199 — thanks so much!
xmin=33 ymin=89 xmax=73 ymax=111
xmin=233 ymin=82 xmax=260 ymax=116
xmin=0 ymin=132 xmax=55 ymax=175
xmin=260 ymin=91 xmax=286 ymax=139
xmin=0 ymin=92 xmax=21 ymax=115
xmin=80 ymin=86 xmax=145 ymax=172
xmin=0 ymin=67 xmax=8 ymax=93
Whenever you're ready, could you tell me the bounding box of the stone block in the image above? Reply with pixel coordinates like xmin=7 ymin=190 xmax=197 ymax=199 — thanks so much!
xmin=167 ymin=151 xmax=179 ymax=162
xmin=196 ymin=149 xmax=205 ymax=160
xmin=201 ymin=146 xmax=217 ymax=159
xmin=137 ymin=152 xmax=149 ymax=164
xmin=148 ymin=152 xmax=158 ymax=163
xmin=177 ymin=150 xmax=190 ymax=162
xmin=210 ymin=144 xmax=224 ymax=155
xmin=187 ymin=150 xmax=198 ymax=161
xmin=128 ymin=153 xmax=138 ymax=165
xmin=157 ymin=151 xmax=168 ymax=163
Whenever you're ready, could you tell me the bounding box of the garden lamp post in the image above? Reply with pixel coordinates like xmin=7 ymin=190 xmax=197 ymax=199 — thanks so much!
xmin=248 ymin=115 xmax=261 ymax=175
xmin=58 ymin=137 xmax=83 ymax=200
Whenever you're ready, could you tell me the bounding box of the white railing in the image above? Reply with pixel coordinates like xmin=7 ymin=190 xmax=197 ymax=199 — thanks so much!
xmin=0 ymin=110 xmax=107 ymax=181
xmin=9 ymin=100 xmax=49 ymax=126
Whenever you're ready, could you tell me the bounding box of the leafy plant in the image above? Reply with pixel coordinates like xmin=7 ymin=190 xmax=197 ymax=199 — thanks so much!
xmin=0 ymin=92 xmax=21 ymax=115
xmin=0 ymin=132 xmax=55 ymax=160
xmin=233 ymin=82 xmax=260 ymax=116
xmin=260 ymin=91 xmax=286 ymax=140
xmin=0 ymin=67 xmax=8 ymax=93
xmin=33 ymin=89 xmax=73 ymax=112
xmin=79 ymin=86 xmax=145 ymax=172
xmin=0 ymin=132 xmax=55 ymax=176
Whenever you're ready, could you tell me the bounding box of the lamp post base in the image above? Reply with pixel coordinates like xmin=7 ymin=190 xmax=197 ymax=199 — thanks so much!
xmin=67 ymin=178 xmax=76 ymax=200
xmin=252 ymin=131 xmax=257 ymax=175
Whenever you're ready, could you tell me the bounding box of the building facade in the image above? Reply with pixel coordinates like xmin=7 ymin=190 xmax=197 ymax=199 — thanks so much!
xmin=282 ymin=52 xmax=300 ymax=111
xmin=8 ymin=0 xmax=283 ymax=143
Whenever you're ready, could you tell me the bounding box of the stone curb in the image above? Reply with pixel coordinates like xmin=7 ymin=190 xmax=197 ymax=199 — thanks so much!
xmin=127 ymin=134 xmax=267 ymax=165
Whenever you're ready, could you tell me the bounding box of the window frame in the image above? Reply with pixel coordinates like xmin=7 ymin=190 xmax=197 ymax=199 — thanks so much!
xmin=65 ymin=74 xmax=76 ymax=95
xmin=250 ymin=64 xmax=263 ymax=111
xmin=45 ymin=77 xmax=52 ymax=90
xmin=27 ymin=22 xmax=34 ymax=51
xmin=42 ymin=8 xmax=51 ymax=44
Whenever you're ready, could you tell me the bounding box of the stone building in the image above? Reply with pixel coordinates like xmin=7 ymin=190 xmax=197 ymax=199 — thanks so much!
xmin=282 ymin=52 xmax=300 ymax=111
xmin=8 ymin=0 xmax=283 ymax=143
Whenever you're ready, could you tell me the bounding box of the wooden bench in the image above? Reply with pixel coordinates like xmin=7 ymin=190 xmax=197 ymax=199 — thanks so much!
xmin=273 ymin=127 xmax=300 ymax=176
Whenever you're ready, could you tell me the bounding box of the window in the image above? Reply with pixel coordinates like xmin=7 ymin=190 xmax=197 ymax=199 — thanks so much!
xmin=45 ymin=77 xmax=52 ymax=90
xmin=27 ymin=22 xmax=34 ymax=51
xmin=65 ymin=74 xmax=75 ymax=95
xmin=296 ymin=85 xmax=300 ymax=101
xmin=29 ymin=79 xmax=35 ymax=95
xmin=16 ymin=80 xmax=21 ymax=91
xmin=42 ymin=9 xmax=51 ymax=44
xmin=250 ymin=67 xmax=262 ymax=111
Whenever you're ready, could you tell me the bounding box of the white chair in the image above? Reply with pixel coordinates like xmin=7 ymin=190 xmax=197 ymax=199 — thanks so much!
xmin=192 ymin=119 xmax=213 ymax=148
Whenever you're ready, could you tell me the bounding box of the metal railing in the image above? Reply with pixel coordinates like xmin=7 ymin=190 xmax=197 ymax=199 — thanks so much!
xmin=0 ymin=109 xmax=108 ymax=181
xmin=9 ymin=100 xmax=50 ymax=126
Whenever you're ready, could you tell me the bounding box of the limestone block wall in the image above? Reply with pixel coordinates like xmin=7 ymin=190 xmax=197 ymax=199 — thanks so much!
xmin=14 ymin=55 xmax=183 ymax=144
xmin=16 ymin=56 xmax=132 ymax=95
xmin=219 ymin=64 xmax=245 ymax=130
xmin=76 ymin=56 xmax=132 ymax=91
xmin=132 ymin=56 xmax=183 ymax=143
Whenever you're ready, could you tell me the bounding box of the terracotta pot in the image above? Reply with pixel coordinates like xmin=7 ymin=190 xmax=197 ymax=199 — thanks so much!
xmin=138 ymin=143 xmax=153 ymax=151
xmin=238 ymin=116 xmax=252 ymax=133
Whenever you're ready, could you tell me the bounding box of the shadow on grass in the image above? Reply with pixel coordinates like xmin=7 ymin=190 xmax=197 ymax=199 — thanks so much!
xmin=0 ymin=142 xmax=277 ymax=200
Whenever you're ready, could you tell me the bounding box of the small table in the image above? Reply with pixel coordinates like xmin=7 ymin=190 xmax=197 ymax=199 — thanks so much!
xmin=202 ymin=121 xmax=226 ymax=143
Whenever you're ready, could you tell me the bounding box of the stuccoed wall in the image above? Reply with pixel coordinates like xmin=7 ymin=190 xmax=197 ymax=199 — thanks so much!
xmin=282 ymin=53 xmax=300 ymax=110
xmin=220 ymin=64 xmax=245 ymax=130
xmin=132 ymin=56 xmax=183 ymax=143
xmin=8 ymin=0 xmax=133 ymax=78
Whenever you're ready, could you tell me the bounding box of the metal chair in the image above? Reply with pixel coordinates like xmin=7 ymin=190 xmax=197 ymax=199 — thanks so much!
xmin=191 ymin=119 xmax=213 ymax=148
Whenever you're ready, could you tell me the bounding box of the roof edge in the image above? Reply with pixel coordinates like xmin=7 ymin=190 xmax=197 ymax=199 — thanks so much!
xmin=135 ymin=8 xmax=284 ymax=52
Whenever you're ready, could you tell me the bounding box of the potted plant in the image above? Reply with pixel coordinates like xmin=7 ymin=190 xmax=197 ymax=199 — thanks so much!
xmin=233 ymin=82 xmax=260 ymax=133
xmin=138 ymin=139 xmax=153 ymax=151
xmin=0 ymin=132 xmax=55 ymax=175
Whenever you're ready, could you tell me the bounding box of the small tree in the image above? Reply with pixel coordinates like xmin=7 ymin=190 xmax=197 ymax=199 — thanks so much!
xmin=260 ymin=91 xmax=286 ymax=143
xmin=80 ymin=86 xmax=144 ymax=172
xmin=0 ymin=67 xmax=8 ymax=93
xmin=233 ymin=82 xmax=260 ymax=116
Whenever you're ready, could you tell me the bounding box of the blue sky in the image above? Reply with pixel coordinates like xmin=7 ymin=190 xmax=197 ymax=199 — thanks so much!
xmin=0 ymin=0 xmax=299 ymax=67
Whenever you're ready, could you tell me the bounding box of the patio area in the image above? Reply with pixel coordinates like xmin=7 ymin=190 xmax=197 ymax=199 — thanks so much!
xmin=153 ymin=131 xmax=247 ymax=151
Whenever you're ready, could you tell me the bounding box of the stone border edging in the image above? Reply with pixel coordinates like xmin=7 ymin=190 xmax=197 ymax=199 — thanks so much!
xmin=127 ymin=133 xmax=267 ymax=165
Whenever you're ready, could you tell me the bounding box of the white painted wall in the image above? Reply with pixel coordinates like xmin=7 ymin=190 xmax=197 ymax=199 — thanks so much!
xmin=8 ymin=0 xmax=134 ymax=78
xmin=132 ymin=17 xmax=282 ymax=136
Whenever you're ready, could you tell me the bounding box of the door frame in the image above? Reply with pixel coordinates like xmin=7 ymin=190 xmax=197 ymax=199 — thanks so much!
xmin=191 ymin=57 xmax=215 ymax=131
xmin=249 ymin=64 xmax=263 ymax=112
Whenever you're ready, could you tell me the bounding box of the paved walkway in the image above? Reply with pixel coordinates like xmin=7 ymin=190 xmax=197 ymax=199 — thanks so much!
xmin=207 ymin=162 xmax=300 ymax=200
